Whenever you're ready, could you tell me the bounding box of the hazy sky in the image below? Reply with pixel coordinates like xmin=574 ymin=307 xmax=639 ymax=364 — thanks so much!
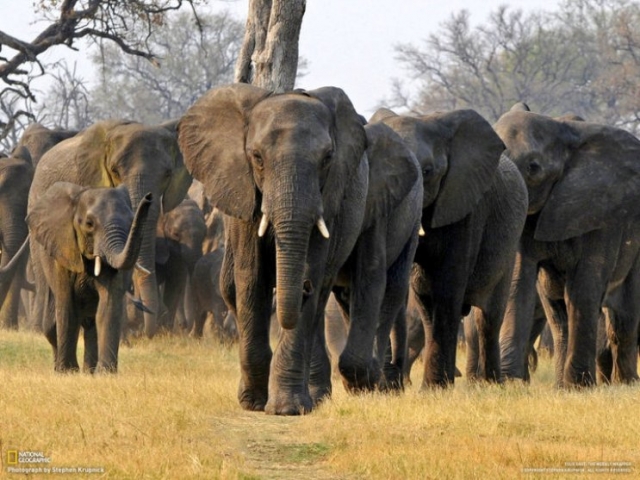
xmin=0 ymin=0 xmax=556 ymax=117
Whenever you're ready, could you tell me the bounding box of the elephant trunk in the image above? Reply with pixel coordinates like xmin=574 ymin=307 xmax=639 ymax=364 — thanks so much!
xmin=102 ymin=193 xmax=153 ymax=270
xmin=274 ymin=221 xmax=312 ymax=330
xmin=269 ymin=164 xmax=320 ymax=330
xmin=128 ymin=180 xmax=161 ymax=338
xmin=0 ymin=235 xmax=30 ymax=282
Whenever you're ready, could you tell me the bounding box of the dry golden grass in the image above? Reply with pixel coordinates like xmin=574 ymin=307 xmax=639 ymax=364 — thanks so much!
xmin=1 ymin=330 xmax=639 ymax=479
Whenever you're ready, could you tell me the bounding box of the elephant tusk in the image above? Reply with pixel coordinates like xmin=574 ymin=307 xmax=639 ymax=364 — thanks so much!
xmin=135 ymin=263 xmax=151 ymax=275
xmin=316 ymin=217 xmax=330 ymax=239
xmin=419 ymin=226 xmax=426 ymax=237
xmin=94 ymin=256 xmax=102 ymax=277
xmin=258 ymin=213 xmax=269 ymax=237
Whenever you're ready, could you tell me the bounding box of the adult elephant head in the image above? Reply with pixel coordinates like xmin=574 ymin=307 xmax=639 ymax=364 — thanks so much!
xmin=14 ymin=123 xmax=79 ymax=166
xmin=179 ymin=84 xmax=365 ymax=332
xmin=370 ymin=108 xmax=502 ymax=229
xmin=30 ymin=120 xmax=191 ymax=338
xmin=178 ymin=84 xmax=368 ymax=414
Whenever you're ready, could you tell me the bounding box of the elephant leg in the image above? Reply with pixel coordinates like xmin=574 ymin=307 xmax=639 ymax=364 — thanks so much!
xmin=94 ymin=276 xmax=125 ymax=373
xmin=54 ymin=277 xmax=80 ymax=372
xmin=382 ymin=307 xmax=407 ymax=392
xmin=161 ymin=260 xmax=188 ymax=333
xmin=376 ymin=239 xmax=417 ymax=392
xmin=596 ymin=310 xmax=613 ymax=383
xmin=475 ymin=275 xmax=511 ymax=383
xmin=464 ymin=310 xmax=480 ymax=381
xmin=338 ymin=235 xmax=387 ymax=393
xmin=82 ymin=319 xmax=98 ymax=373
xmin=225 ymin=228 xmax=274 ymax=412
xmin=499 ymin=251 xmax=538 ymax=381
xmin=607 ymin=271 xmax=640 ymax=383
xmin=563 ymin=275 xmax=609 ymax=387
xmin=308 ymin=290 xmax=333 ymax=406
xmin=403 ymin=292 xmax=426 ymax=385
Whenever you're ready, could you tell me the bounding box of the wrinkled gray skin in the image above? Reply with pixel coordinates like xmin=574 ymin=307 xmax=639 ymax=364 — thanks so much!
xmin=186 ymin=247 xmax=237 ymax=340
xmin=0 ymin=147 xmax=34 ymax=329
xmin=155 ymin=198 xmax=206 ymax=332
xmin=14 ymin=123 xmax=79 ymax=166
xmin=495 ymin=104 xmax=640 ymax=386
xmin=326 ymin=122 xmax=423 ymax=394
xmin=179 ymin=84 xmax=371 ymax=415
xmin=27 ymin=183 xmax=151 ymax=372
xmin=372 ymin=108 xmax=529 ymax=387
xmin=29 ymin=120 xmax=191 ymax=338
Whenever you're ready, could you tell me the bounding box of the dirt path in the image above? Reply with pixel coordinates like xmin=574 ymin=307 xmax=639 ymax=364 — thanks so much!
xmin=212 ymin=412 xmax=348 ymax=479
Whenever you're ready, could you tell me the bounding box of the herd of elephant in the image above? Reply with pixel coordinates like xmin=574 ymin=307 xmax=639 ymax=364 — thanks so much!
xmin=1 ymin=83 xmax=639 ymax=415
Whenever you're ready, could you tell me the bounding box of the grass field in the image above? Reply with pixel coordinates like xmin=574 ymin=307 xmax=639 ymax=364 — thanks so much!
xmin=1 ymin=330 xmax=639 ymax=479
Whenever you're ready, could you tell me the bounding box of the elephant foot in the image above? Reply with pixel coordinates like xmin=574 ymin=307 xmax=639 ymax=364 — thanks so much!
xmin=338 ymin=356 xmax=381 ymax=393
xmin=264 ymin=390 xmax=313 ymax=416
xmin=237 ymin=381 xmax=268 ymax=412
xmin=379 ymin=363 xmax=404 ymax=393
xmin=309 ymin=382 xmax=332 ymax=406
xmin=420 ymin=367 xmax=455 ymax=389
xmin=562 ymin=370 xmax=596 ymax=388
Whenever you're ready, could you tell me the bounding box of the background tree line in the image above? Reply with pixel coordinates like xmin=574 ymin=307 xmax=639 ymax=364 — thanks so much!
xmin=392 ymin=0 xmax=640 ymax=132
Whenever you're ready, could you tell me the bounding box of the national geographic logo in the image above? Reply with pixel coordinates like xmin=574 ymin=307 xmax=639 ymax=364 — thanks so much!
xmin=6 ymin=450 xmax=52 ymax=465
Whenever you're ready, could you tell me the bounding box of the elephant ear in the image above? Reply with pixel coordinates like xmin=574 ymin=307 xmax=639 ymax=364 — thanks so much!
xmin=154 ymin=123 xmax=192 ymax=212
xmin=362 ymin=123 xmax=420 ymax=230
xmin=27 ymin=182 xmax=85 ymax=273
xmin=75 ymin=120 xmax=135 ymax=186
xmin=535 ymin=124 xmax=640 ymax=242
xmin=428 ymin=109 xmax=503 ymax=228
xmin=178 ymin=84 xmax=272 ymax=221
xmin=306 ymin=87 xmax=367 ymax=219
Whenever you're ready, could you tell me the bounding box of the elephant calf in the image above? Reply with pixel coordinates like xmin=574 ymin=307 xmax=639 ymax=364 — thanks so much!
xmin=27 ymin=183 xmax=152 ymax=373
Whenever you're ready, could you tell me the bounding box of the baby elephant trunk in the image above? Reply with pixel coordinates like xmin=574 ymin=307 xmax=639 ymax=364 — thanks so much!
xmin=103 ymin=193 xmax=153 ymax=271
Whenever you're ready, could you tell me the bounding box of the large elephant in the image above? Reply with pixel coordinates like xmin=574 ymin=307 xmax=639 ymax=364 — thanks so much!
xmin=494 ymin=104 xmax=640 ymax=386
xmin=0 ymin=146 xmax=34 ymax=329
xmin=372 ymin=108 xmax=529 ymax=387
xmin=178 ymin=84 xmax=372 ymax=415
xmin=27 ymin=183 xmax=152 ymax=372
xmin=327 ymin=121 xmax=422 ymax=393
xmin=29 ymin=120 xmax=191 ymax=338
xmin=14 ymin=123 xmax=78 ymax=166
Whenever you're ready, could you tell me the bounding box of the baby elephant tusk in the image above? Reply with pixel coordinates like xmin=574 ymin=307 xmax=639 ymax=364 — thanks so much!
xmin=316 ymin=217 xmax=330 ymax=239
xmin=258 ymin=213 xmax=269 ymax=237
xmin=94 ymin=256 xmax=102 ymax=277
xmin=419 ymin=226 xmax=426 ymax=237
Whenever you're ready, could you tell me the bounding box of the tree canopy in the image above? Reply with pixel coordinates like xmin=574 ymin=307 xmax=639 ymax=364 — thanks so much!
xmin=89 ymin=10 xmax=243 ymax=124
xmin=393 ymin=0 xmax=640 ymax=132
xmin=0 ymin=0 xmax=203 ymax=146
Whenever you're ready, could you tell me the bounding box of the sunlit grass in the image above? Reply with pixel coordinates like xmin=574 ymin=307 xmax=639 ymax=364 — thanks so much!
xmin=1 ymin=330 xmax=639 ymax=479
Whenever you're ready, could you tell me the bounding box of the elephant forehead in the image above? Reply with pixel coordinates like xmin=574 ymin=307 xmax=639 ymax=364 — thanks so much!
xmin=109 ymin=126 xmax=175 ymax=159
xmin=250 ymin=96 xmax=332 ymax=131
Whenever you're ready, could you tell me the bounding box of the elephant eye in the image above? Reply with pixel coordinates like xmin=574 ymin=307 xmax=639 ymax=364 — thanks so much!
xmin=422 ymin=165 xmax=434 ymax=177
xmin=252 ymin=151 xmax=263 ymax=168
xmin=321 ymin=149 xmax=333 ymax=169
xmin=528 ymin=160 xmax=541 ymax=176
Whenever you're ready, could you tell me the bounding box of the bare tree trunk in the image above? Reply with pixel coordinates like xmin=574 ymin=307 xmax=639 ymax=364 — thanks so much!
xmin=234 ymin=0 xmax=306 ymax=92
